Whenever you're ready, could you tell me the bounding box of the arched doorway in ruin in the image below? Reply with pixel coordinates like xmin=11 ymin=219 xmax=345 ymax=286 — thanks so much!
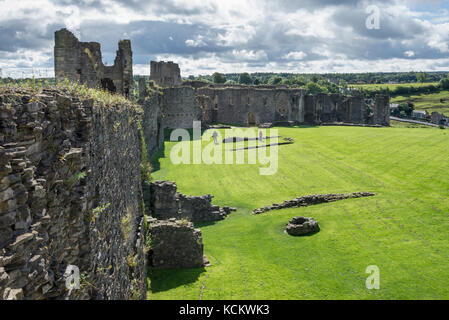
xmin=101 ymin=78 xmax=117 ymax=93
xmin=248 ymin=112 xmax=256 ymax=126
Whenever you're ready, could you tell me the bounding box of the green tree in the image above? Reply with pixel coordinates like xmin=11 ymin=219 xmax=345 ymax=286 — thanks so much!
xmin=306 ymin=82 xmax=327 ymax=94
xmin=238 ymin=72 xmax=253 ymax=85
xmin=212 ymin=72 xmax=227 ymax=84
xmin=268 ymin=76 xmax=283 ymax=85
xmin=417 ymin=72 xmax=427 ymax=83
xmin=439 ymin=76 xmax=449 ymax=90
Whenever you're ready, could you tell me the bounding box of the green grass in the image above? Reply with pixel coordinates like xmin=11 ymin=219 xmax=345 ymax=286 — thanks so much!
xmin=353 ymin=82 xmax=449 ymax=115
xmin=391 ymin=91 xmax=449 ymax=115
xmin=149 ymin=126 xmax=449 ymax=300
xmin=390 ymin=120 xmax=437 ymax=129
xmin=353 ymin=82 xmax=440 ymax=90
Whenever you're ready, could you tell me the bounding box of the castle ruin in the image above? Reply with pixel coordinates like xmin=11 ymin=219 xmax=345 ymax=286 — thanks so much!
xmin=54 ymin=29 xmax=133 ymax=98
xmin=149 ymin=61 xmax=182 ymax=88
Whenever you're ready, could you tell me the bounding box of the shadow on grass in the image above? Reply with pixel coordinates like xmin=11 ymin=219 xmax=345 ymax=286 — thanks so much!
xmin=195 ymin=221 xmax=218 ymax=228
xmin=150 ymin=144 xmax=165 ymax=173
xmin=285 ymin=226 xmax=321 ymax=237
xmin=148 ymin=267 xmax=206 ymax=293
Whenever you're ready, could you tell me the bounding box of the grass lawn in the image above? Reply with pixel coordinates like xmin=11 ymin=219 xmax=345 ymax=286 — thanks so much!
xmin=353 ymin=82 xmax=440 ymax=90
xmin=148 ymin=125 xmax=449 ymax=300
xmin=390 ymin=120 xmax=438 ymax=129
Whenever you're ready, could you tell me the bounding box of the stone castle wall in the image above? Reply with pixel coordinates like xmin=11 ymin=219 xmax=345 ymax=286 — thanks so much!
xmin=150 ymin=61 xmax=182 ymax=88
xmin=159 ymin=87 xmax=202 ymax=129
xmin=54 ymin=29 xmax=133 ymax=98
xmin=155 ymin=84 xmax=389 ymax=128
xmin=0 ymin=88 xmax=146 ymax=300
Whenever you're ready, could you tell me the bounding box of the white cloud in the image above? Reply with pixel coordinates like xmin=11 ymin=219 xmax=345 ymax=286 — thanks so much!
xmin=185 ymin=36 xmax=206 ymax=47
xmin=1 ymin=0 xmax=449 ymax=77
xmin=283 ymin=51 xmax=307 ymax=60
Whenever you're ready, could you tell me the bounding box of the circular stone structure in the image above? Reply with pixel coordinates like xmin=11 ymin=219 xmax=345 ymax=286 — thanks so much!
xmin=285 ymin=217 xmax=319 ymax=236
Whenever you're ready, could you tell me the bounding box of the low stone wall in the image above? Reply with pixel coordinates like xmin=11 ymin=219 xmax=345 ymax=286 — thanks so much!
xmin=148 ymin=218 xmax=206 ymax=269
xmin=150 ymin=181 xmax=235 ymax=222
xmin=0 ymin=88 xmax=146 ymax=300
xmin=253 ymin=192 xmax=375 ymax=215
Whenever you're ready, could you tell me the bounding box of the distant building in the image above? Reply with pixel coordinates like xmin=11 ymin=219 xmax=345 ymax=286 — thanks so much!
xmin=389 ymin=103 xmax=399 ymax=113
xmin=430 ymin=111 xmax=448 ymax=125
xmin=412 ymin=110 xmax=428 ymax=120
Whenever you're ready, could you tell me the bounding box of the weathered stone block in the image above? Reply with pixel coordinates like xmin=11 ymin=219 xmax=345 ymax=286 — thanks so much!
xmin=149 ymin=219 xmax=205 ymax=269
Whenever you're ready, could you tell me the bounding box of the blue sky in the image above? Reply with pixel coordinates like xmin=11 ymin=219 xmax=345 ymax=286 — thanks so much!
xmin=0 ymin=0 xmax=448 ymax=78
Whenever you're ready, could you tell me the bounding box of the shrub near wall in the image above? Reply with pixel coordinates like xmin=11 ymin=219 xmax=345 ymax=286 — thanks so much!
xmin=0 ymin=84 xmax=146 ymax=300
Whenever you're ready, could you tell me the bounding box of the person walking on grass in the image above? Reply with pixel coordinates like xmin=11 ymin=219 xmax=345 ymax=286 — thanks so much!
xmin=213 ymin=131 xmax=219 ymax=145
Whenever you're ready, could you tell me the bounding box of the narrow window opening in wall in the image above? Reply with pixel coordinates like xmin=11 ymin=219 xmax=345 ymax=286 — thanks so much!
xmin=229 ymin=96 xmax=233 ymax=105
xmin=124 ymin=80 xmax=129 ymax=97
xmin=76 ymin=69 xmax=82 ymax=75
xmin=263 ymin=97 xmax=268 ymax=106
xmin=247 ymin=96 xmax=250 ymax=105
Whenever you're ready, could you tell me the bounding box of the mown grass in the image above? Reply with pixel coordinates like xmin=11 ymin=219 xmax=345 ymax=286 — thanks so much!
xmin=148 ymin=125 xmax=449 ymax=300
xmin=390 ymin=120 xmax=438 ymax=129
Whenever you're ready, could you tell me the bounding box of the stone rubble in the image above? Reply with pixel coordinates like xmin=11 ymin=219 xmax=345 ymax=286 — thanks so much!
xmin=252 ymin=192 xmax=375 ymax=215
xmin=285 ymin=217 xmax=319 ymax=236
xmin=150 ymin=181 xmax=236 ymax=222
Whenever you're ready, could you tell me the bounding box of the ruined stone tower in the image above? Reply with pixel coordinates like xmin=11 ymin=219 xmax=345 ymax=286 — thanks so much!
xmin=150 ymin=61 xmax=182 ymax=87
xmin=54 ymin=28 xmax=133 ymax=98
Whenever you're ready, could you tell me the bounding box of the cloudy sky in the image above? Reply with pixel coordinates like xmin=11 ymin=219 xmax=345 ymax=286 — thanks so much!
xmin=0 ymin=0 xmax=449 ymax=78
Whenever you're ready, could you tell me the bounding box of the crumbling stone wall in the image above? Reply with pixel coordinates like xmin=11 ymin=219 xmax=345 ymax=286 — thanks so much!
xmin=0 ymin=88 xmax=145 ymax=300
xmin=148 ymin=218 xmax=205 ymax=269
xmin=141 ymin=92 xmax=164 ymax=159
xmin=54 ymin=29 xmax=133 ymax=99
xmin=150 ymin=61 xmax=181 ymax=88
xmin=155 ymin=84 xmax=388 ymax=128
xmin=373 ymin=94 xmax=390 ymax=126
xmin=149 ymin=181 xmax=233 ymax=222
xmin=196 ymin=87 xmax=304 ymax=126
xmin=160 ymin=87 xmax=202 ymax=129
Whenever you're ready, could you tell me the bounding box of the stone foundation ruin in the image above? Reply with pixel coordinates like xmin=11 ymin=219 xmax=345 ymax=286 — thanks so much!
xmin=148 ymin=218 xmax=207 ymax=269
xmin=285 ymin=217 xmax=319 ymax=236
xmin=252 ymin=192 xmax=375 ymax=215
xmin=149 ymin=181 xmax=235 ymax=222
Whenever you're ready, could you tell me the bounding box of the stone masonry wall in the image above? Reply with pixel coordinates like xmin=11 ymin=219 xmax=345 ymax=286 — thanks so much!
xmin=149 ymin=181 xmax=234 ymax=222
xmin=54 ymin=29 xmax=133 ymax=99
xmin=148 ymin=218 xmax=205 ymax=269
xmin=160 ymin=87 xmax=202 ymax=129
xmin=150 ymin=61 xmax=182 ymax=88
xmin=0 ymin=88 xmax=145 ymax=300
xmin=156 ymin=85 xmax=389 ymax=128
